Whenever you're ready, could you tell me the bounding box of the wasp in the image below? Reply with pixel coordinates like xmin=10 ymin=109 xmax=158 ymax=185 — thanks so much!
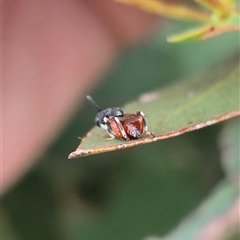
xmin=86 ymin=95 xmax=154 ymax=140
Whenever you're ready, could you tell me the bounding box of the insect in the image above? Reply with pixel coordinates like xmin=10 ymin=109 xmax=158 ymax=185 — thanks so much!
xmin=86 ymin=95 xmax=154 ymax=140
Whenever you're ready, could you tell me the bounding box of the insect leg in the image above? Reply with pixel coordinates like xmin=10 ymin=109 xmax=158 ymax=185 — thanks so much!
xmin=114 ymin=117 xmax=129 ymax=140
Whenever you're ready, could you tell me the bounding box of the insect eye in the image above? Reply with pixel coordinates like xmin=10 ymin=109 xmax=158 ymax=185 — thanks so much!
xmin=95 ymin=113 xmax=109 ymax=127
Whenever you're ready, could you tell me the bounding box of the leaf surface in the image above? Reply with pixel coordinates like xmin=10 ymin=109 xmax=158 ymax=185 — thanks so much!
xmin=69 ymin=55 xmax=240 ymax=158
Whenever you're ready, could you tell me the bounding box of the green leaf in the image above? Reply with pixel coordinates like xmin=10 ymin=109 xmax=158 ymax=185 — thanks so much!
xmin=117 ymin=0 xmax=239 ymax=42
xmin=195 ymin=0 xmax=233 ymax=19
xmin=144 ymin=180 xmax=239 ymax=240
xmin=116 ymin=0 xmax=210 ymax=22
xmin=167 ymin=25 xmax=214 ymax=43
xmin=69 ymin=55 xmax=239 ymax=158
xmin=219 ymin=117 xmax=240 ymax=186
xmin=168 ymin=14 xmax=240 ymax=43
xmin=1 ymin=207 xmax=20 ymax=240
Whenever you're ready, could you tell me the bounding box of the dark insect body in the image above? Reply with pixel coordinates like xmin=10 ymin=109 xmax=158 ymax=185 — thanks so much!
xmin=86 ymin=95 xmax=154 ymax=140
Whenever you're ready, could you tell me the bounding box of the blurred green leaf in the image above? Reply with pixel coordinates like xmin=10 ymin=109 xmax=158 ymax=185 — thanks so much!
xmin=168 ymin=14 xmax=240 ymax=43
xmin=144 ymin=181 xmax=239 ymax=240
xmin=117 ymin=0 xmax=240 ymax=42
xmin=116 ymin=0 xmax=210 ymax=22
xmin=219 ymin=117 xmax=240 ymax=186
xmin=167 ymin=25 xmax=214 ymax=43
xmin=143 ymin=112 xmax=240 ymax=240
xmin=69 ymin=54 xmax=240 ymax=158
xmin=2 ymin=207 xmax=20 ymax=240
xmin=195 ymin=0 xmax=233 ymax=19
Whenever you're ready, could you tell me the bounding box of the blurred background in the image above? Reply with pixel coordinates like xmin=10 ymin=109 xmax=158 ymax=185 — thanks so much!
xmin=2 ymin=1 xmax=239 ymax=240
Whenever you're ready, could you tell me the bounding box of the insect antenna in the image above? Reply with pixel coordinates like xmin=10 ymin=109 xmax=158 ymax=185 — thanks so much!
xmin=86 ymin=95 xmax=102 ymax=112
